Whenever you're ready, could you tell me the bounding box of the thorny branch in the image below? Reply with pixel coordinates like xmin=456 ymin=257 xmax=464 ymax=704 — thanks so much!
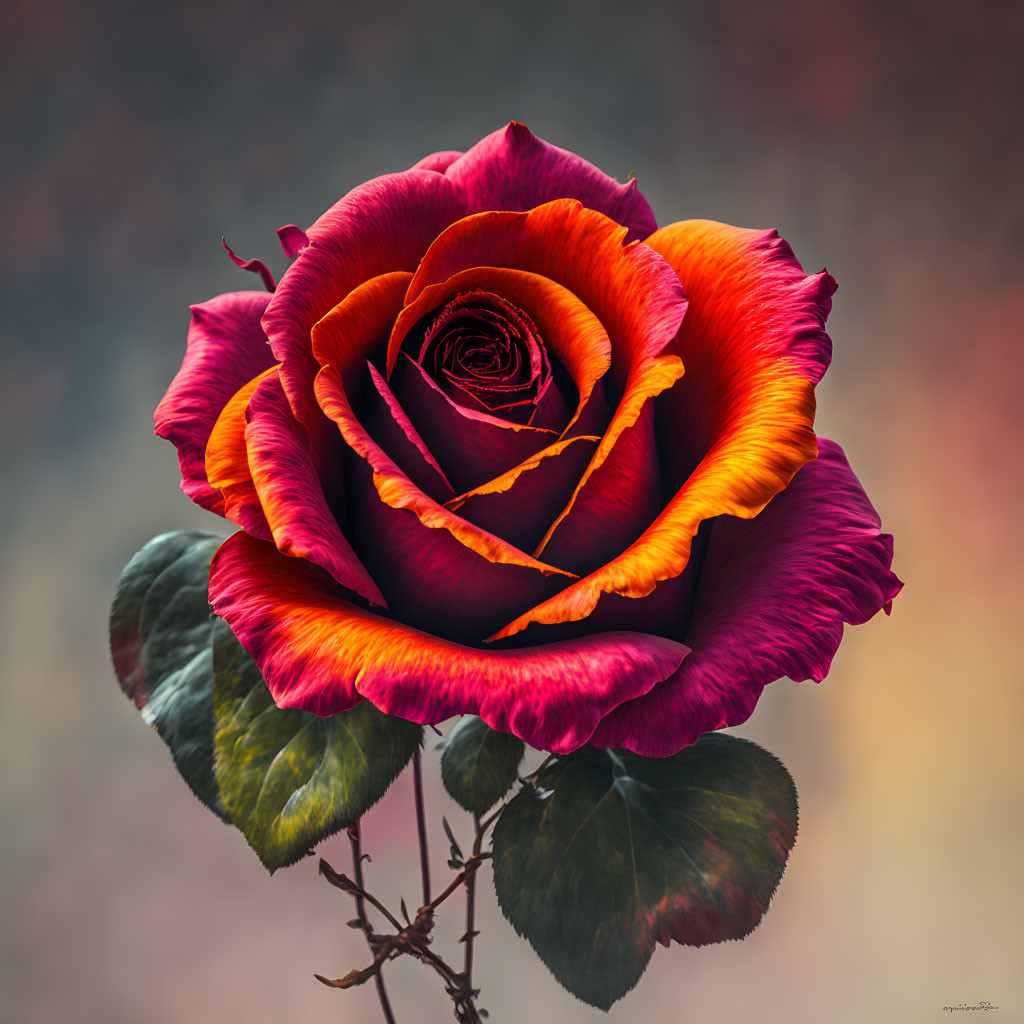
xmin=343 ymin=824 xmax=397 ymax=1024
xmin=314 ymin=748 xmax=553 ymax=1022
xmin=317 ymin=814 xmax=503 ymax=1023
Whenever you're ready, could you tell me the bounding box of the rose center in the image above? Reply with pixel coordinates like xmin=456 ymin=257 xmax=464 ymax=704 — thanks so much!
xmin=411 ymin=290 xmax=553 ymax=425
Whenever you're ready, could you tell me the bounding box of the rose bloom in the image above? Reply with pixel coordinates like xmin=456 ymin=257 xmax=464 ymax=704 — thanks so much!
xmin=156 ymin=123 xmax=901 ymax=756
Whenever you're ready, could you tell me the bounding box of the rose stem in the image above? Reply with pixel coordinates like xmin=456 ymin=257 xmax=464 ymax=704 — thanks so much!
xmin=463 ymin=813 xmax=481 ymax=994
xmin=412 ymin=747 xmax=431 ymax=904
xmin=348 ymin=824 xmax=397 ymax=1024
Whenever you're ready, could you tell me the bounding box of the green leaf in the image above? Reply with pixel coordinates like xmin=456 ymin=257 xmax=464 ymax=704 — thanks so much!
xmin=110 ymin=530 xmax=228 ymax=820
xmin=491 ymin=735 xmax=798 ymax=1010
xmin=212 ymin=620 xmax=423 ymax=872
xmin=111 ymin=531 xmax=424 ymax=872
xmin=440 ymin=715 xmax=525 ymax=815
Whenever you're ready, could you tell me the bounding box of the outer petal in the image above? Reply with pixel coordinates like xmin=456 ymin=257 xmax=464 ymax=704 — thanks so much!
xmin=444 ymin=122 xmax=658 ymax=241
xmin=209 ymin=532 xmax=690 ymax=754
xmin=262 ymin=170 xmax=465 ymax=425
xmin=204 ymin=366 xmax=277 ymax=539
xmin=410 ymin=149 xmax=463 ymax=173
xmin=649 ymin=220 xmax=834 ymax=491
xmin=244 ymin=372 xmax=386 ymax=607
xmin=494 ymin=218 xmax=832 ymax=639
xmin=589 ymin=439 xmax=903 ymax=755
xmin=154 ymin=291 xmax=274 ymax=513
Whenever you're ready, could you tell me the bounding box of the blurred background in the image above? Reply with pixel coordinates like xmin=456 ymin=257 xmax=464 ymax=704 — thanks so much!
xmin=2 ymin=0 xmax=1022 ymax=1021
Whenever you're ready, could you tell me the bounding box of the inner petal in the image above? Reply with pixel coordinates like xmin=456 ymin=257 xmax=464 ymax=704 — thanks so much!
xmin=408 ymin=290 xmax=551 ymax=425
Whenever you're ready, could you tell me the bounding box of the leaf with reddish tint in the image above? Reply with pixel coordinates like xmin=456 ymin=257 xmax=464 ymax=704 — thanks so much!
xmin=491 ymin=735 xmax=798 ymax=1009
xmin=109 ymin=530 xmax=228 ymax=820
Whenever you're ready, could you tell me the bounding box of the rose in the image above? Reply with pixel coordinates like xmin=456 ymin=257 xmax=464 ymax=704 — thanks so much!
xmin=156 ymin=122 xmax=901 ymax=756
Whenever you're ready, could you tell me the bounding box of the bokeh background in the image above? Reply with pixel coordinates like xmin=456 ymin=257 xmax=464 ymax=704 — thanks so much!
xmin=2 ymin=1 xmax=1022 ymax=1021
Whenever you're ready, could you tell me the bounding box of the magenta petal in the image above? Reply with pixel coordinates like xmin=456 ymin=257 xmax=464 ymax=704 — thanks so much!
xmin=154 ymin=291 xmax=275 ymax=514
xmin=589 ymin=439 xmax=903 ymax=755
xmin=445 ymin=122 xmax=658 ymax=241
xmin=222 ymin=237 xmax=276 ymax=292
xmin=245 ymin=373 xmax=386 ymax=607
xmin=390 ymin=352 xmax=557 ymax=492
xmin=209 ymin=532 xmax=689 ymax=754
xmin=263 ymin=170 xmax=465 ymax=426
xmin=410 ymin=149 xmax=464 ymax=173
xmin=276 ymin=224 xmax=309 ymax=257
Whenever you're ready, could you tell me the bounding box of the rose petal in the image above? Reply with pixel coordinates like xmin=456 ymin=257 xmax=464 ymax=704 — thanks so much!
xmin=364 ymin=362 xmax=455 ymax=501
xmin=342 ymin=455 xmax=569 ymax=642
xmin=154 ymin=291 xmax=275 ymax=513
xmin=316 ymin=363 xmax=576 ymax=580
xmin=276 ymin=224 xmax=309 ymax=257
xmin=222 ymin=237 xmax=276 ymax=292
xmin=588 ymin=439 xmax=903 ymax=755
xmin=387 ymin=266 xmax=612 ymax=441
xmin=527 ymin=365 xmax=571 ymax=431
xmin=648 ymin=220 xmax=834 ymax=491
xmin=311 ymin=273 xmax=576 ymax=580
xmin=388 ymin=354 xmax=559 ymax=492
xmin=263 ymin=170 xmax=465 ymax=425
xmin=410 ymin=149 xmax=464 ymax=173
xmin=311 ymin=271 xmax=413 ymax=388
xmin=245 ymin=371 xmax=386 ymax=607
xmin=493 ymin=218 xmax=832 ymax=639
xmin=446 ymin=434 xmax=600 ymax=553
xmin=403 ymin=200 xmax=686 ymax=580
xmin=309 ymin=270 xmax=457 ymax=498
xmin=535 ymin=403 xmax=662 ymax=575
xmin=444 ymin=122 xmax=658 ymax=241
xmin=204 ymin=366 xmax=278 ymax=539
xmin=500 ymin=546 xmax=709 ymax=648
xmin=209 ymin=532 xmax=690 ymax=754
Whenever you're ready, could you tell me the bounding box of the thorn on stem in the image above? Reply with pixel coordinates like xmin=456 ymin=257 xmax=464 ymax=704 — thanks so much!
xmin=442 ymin=817 xmax=464 ymax=864
xmin=314 ymin=966 xmax=376 ymax=989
